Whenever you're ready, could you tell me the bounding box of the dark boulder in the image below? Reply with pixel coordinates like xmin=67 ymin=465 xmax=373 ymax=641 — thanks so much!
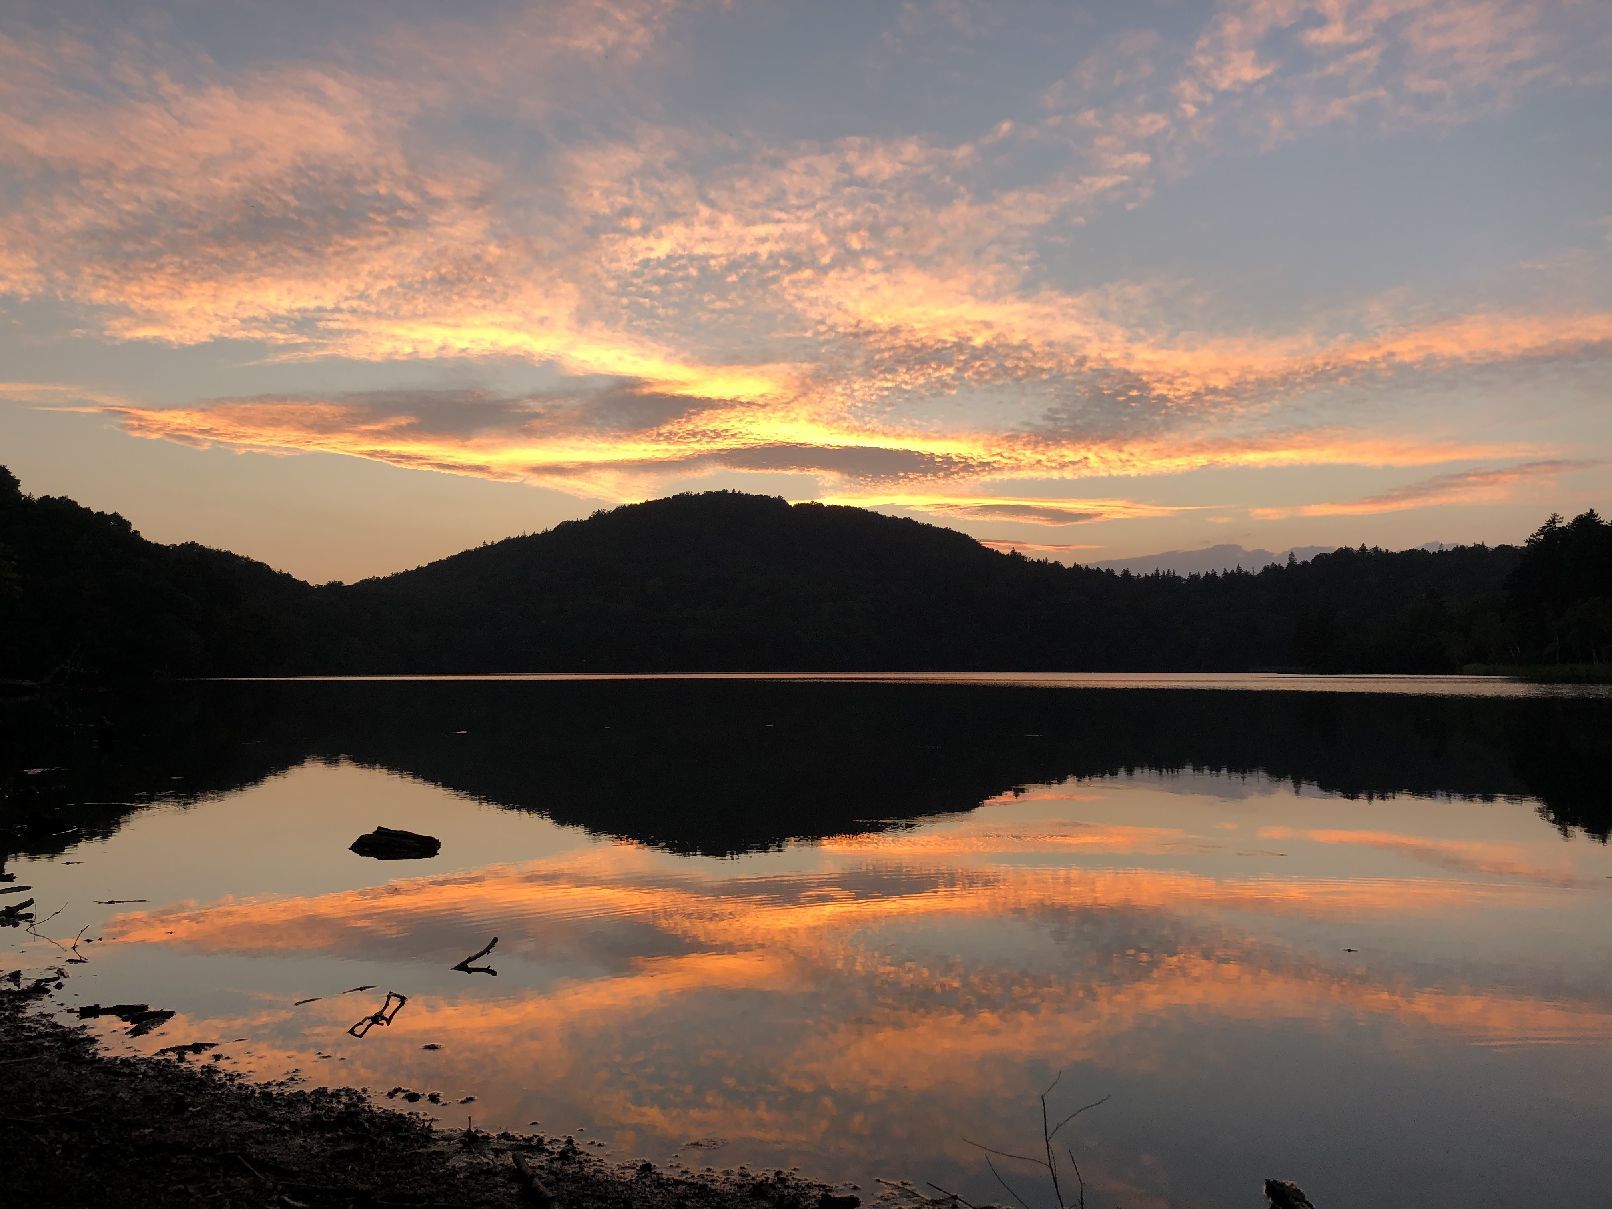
xmin=349 ymin=826 xmax=441 ymax=860
xmin=1265 ymin=1179 xmax=1316 ymax=1209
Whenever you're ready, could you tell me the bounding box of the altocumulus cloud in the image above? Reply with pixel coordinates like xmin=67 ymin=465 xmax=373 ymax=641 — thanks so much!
xmin=0 ymin=0 xmax=1608 ymax=517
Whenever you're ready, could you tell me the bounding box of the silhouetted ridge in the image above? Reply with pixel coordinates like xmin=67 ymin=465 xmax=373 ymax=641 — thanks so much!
xmin=1 ymin=466 xmax=1607 ymax=678
xmin=330 ymin=491 xmax=1055 ymax=672
xmin=0 ymin=468 xmax=319 ymax=679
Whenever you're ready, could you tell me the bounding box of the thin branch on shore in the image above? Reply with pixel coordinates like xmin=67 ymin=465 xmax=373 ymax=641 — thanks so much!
xmin=961 ymin=1071 xmax=1110 ymax=1209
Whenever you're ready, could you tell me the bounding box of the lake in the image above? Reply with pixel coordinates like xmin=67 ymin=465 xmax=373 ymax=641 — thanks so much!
xmin=4 ymin=675 xmax=1610 ymax=1208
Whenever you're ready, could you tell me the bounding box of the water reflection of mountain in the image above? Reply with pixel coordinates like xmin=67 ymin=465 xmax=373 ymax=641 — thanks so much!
xmin=3 ymin=680 xmax=1607 ymax=860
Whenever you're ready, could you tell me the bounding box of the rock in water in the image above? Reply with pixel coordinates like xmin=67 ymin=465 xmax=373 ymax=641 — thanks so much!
xmin=349 ymin=826 xmax=441 ymax=860
xmin=1264 ymin=1179 xmax=1316 ymax=1209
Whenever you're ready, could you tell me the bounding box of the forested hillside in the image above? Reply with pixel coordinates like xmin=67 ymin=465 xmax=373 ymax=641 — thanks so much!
xmin=0 ymin=466 xmax=319 ymax=679
xmin=1 ymin=465 xmax=1607 ymax=680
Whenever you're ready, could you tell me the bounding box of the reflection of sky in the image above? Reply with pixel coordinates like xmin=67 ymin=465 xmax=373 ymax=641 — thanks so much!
xmin=8 ymin=759 xmax=1612 ymax=1207
xmin=2 ymin=3 xmax=1610 ymax=580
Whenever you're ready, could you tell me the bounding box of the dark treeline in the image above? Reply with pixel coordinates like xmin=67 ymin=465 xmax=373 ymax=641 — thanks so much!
xmin=2 ymin=465 xmax=1609 ymax=678
xmin=4 ymin=680 xmax=1608 ymax=861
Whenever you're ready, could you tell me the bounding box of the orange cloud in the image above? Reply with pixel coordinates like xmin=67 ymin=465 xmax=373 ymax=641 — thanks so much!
xmin=1252 ymin=460 xmax=1601 ymax=519
xmin=978 ymin=540 xmax=1105 ymax=555
xmin=82 ymin=386 xmax=1541 ymax=505
xmin=2 ymin=4 xmax=1609 ymax=513
xmin=813 ymin=493 xmax=1188 ymax=525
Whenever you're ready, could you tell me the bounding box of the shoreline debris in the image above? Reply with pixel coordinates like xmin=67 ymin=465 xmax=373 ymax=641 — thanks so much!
xmin=76 ymin=1002 xmax=176 ymax=1037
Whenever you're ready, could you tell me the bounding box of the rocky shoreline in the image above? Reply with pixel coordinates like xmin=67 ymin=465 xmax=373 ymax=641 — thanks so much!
xmin=1 ymin=976 xmax=866 ymax=1209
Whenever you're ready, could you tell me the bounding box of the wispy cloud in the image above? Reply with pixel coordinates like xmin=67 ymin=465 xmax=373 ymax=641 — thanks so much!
xmin=1252 ymin=460 xmax=1601 ymax=518
xmin=0 ymin=381 xmax=133 ymax=408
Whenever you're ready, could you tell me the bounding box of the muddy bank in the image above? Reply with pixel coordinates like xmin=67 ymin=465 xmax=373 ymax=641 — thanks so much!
xmin=0 ymin=986 xmax=866 ymax=1209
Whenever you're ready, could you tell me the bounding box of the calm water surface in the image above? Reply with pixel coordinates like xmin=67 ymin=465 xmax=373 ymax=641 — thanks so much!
xmin=3 ymin=676 xmax=1610 ymax=1208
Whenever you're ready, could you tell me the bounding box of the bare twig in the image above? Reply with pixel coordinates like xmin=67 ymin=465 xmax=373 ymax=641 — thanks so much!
xmin=1041 ymin=1080 xmax=1064 ymax=1209
xmin=1048 ymin=1095 xmax=1111 ymax=1141
xmin=983 ymin=1156 xmax=1032 ymax=1209
xmin=20 ymin=904 xmax=68 ymax=948
xmin=876 ymin=1178 xmax=935 ymax=1203
xmin=1067 ymin=1150 xmax=1085 ymax=1209
xmin=961 ymin=1139 xmax=1043 ymax=1165
xmin=960 ymin=1072 xmax=1111 ymax=1209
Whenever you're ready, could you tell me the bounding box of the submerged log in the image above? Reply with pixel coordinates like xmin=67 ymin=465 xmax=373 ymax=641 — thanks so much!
xmin=349 ymin=826 xmax=441 ymax=860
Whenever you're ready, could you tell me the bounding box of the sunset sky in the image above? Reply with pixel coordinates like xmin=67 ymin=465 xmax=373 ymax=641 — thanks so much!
xmin=2 ymin=0 xmax=1608 ymax=582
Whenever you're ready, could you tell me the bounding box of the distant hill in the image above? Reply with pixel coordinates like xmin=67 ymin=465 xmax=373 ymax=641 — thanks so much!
xmin=2 ymin=465 xmax=1607 ymax=679
xmin=1090 ymin=541 xmax=1457 ymax=576
xmin=329 ymin=491 xmax=1068 ymax=672
xmin=1091 ymin=544 xmax=1333 ymax=575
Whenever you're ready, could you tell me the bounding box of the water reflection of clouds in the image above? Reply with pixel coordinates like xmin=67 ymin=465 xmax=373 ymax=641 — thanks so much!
xmin=121 ymin=915 xmax=1612 ymax=1200
xmin=105 ymin=829 xmax=1608 ymax=1047
xmin=1258 ymin=827 xmax=1596 ymax=887
xmin=52 ymin=763 xmax=1612 ymax=1209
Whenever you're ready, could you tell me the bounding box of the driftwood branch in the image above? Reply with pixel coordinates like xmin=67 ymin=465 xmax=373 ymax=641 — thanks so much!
xmin=348 ymin=992 xmax=408 ymax=1038
xmin=452 ymin=936 xmax=498 ymax=976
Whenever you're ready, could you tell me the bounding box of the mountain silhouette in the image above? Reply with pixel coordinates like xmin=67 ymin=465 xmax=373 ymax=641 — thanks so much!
xmin=1 ymin=465 xmax=1607 ymax=679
